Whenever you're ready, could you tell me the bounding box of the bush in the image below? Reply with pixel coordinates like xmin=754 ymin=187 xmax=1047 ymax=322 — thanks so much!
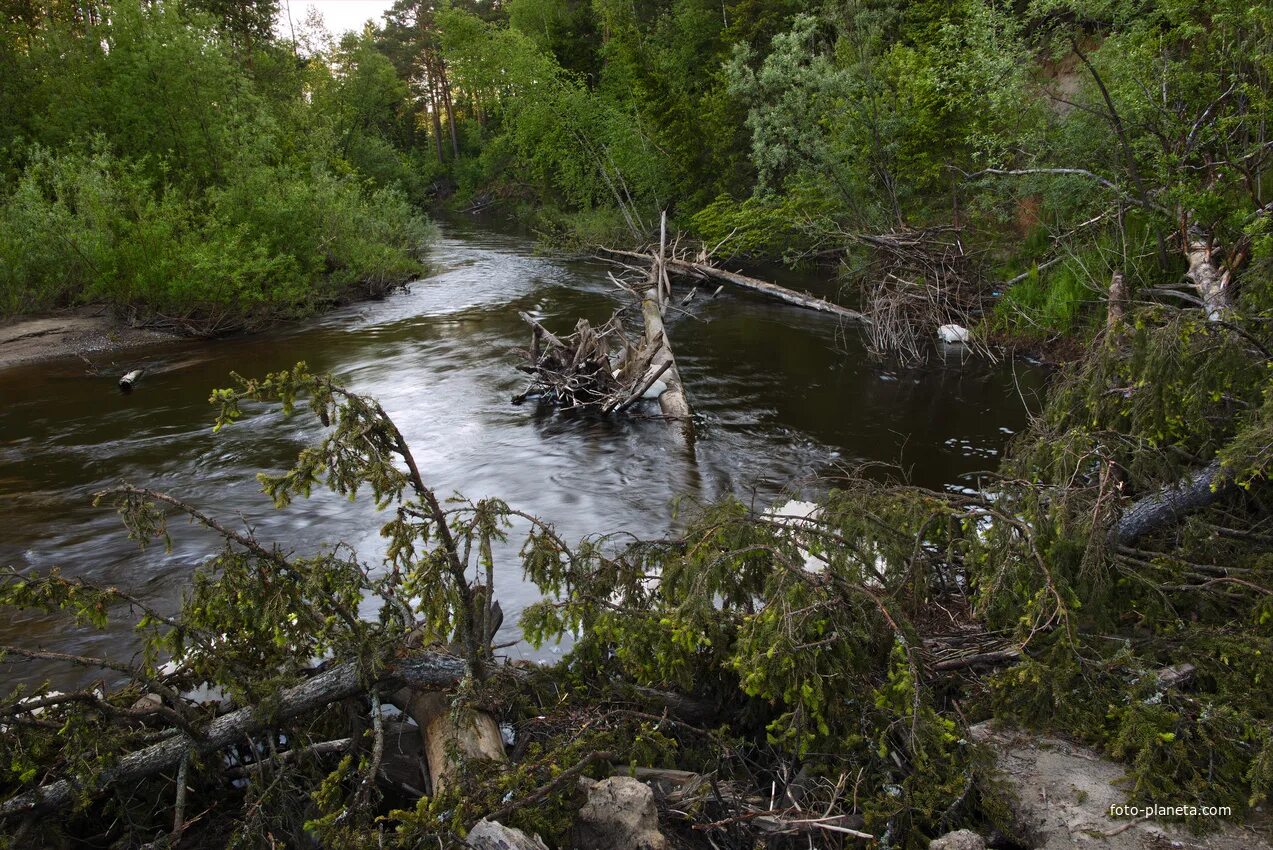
xmin=0 ymin=147 xmax=431 ymax=326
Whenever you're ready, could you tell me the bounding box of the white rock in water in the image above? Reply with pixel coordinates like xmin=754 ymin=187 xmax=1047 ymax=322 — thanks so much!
xmin=641 ymin=378 xmax=668 ymax=399
xmin=938 ymin=324 xmax=971 ymax=344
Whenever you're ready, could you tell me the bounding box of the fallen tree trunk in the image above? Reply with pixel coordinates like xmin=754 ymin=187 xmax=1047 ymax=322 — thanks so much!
xmin=640 ymin=288 xmax=690 ymax=419
xmin=394 ymin=690 xmax=506 ymax=795
xmin=626 ymin=213 xmax=691 ymax=420
xmin=599 ymin=248 xmax=866 ymax=322
xmin=1185 ymin=231 xmax=1235 ymax=320
xmin=0 ymin=651 xmax=469 ymax=820
xmin=1112 ymin=458 xmax=1233 ymax=545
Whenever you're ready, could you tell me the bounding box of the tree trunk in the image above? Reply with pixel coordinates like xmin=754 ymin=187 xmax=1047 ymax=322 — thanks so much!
xmin=635 ymin=221 xmax=691 ymax=420
xmin=1107 ymin=270 xmax=1128 ymax=330
xmin=424 ymin=55 xmax=445 ymax=164
xmin=1112 ymin=459 xmax=1232 ymax=545
xmin=599 ymin=249 xmax=866 ymax=322
xmin=0 ymin=651 xmax=469 ymax=820
xmin=392 ymin=690 xmax=506 ymax=795
xmin=640 ymin=291 xmax=691 ymax=419
xmin=439 ymin=58 xmax=460 ymax=159
xmin=1186 ymin=230 xmax=1234 ymax=320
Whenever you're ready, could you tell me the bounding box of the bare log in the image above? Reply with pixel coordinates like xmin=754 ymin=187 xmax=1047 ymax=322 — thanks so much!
xmin=612 ymin=360 xmax=673 ymax=414
xmin=599 ymin=248 xmax=865 ymax=322
xmin=519 ymin=312 xmax=567 ymax=349
xmin=928 ymin=648 xmax=1022 ymax=673
xmin=393 ymin=689 xmax=507 ymax=795
xmin=119 ymin=368 xmax=145 ymax=392
xmin=225 ymin=737 xmax=353 ymax=778
xmin=1108 ymin=270 xmax=1128 ymax=330
xmin=0 ymin=651 xmax=468 ymax=820
xmin=1112 ymin=459 xmax=1233 ymax=545
xmin=640 ymin=288 xmax=691 ymax=419
xmin=1185 ymin=231 xmax=1235 ymax=320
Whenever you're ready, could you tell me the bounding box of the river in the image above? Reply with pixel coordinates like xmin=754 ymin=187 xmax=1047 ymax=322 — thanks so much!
xmin=0 ymin=217 xmax=1046 ymax=687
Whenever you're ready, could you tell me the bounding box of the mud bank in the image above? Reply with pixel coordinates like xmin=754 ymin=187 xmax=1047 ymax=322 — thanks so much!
xmin=0 ymin=307 xmax=181 ymax=371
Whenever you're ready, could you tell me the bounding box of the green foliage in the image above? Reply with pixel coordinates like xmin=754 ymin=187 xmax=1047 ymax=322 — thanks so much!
xmin=974 ymin=298 xmax=1273 ymax=820
xmin=521 ymin=484 xmax=1002 ymax=843
xmin=0 ymin=147 xmax=430 ymax=323
xmin=689 ymin=180 xmax=840 ymax=261
xmin=0 ymin=0 xmax=434 ymax=328
xmin=993 ymin=263 xmax=1095 ymax=340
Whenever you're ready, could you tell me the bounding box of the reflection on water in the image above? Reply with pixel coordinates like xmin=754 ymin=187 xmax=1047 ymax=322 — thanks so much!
xmin=0 ymin=216 xmax=1046 ymax=686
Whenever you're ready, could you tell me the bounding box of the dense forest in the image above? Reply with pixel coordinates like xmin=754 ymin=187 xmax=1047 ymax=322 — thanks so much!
xmin=1 ymin=0 xmax=1272 ymax=848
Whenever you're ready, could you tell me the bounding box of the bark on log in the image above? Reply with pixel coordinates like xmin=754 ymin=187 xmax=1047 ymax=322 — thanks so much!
xmin=0 ymin=651 xmax=468 ymax=820
xmin=599 ymin=248 xmax=866 ymax=322
xmin=1112 ymin=459 xmax=1232 ymax=545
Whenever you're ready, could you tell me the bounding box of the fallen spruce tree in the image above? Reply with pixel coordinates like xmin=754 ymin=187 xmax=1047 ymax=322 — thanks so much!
xmin=0 ymin=336 xmax=1271 ymax=847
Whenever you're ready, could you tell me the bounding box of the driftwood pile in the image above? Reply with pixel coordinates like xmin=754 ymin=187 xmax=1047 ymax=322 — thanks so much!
xmin=513 ymin=211 xmax=878 ymax=425
xmin=514 ymin=213 xmax=691 ymax=421
xmin=851 ymin=226 xmax=990 ymax=362
xmin=513 ymin=312 xmax=626 ymax=411
xmin=515 ymin=213 xmax=1002 ymax=420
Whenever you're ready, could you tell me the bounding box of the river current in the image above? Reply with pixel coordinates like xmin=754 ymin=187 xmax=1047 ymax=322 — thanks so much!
xmin=0 ymin=217 xmax=1045 ymax=686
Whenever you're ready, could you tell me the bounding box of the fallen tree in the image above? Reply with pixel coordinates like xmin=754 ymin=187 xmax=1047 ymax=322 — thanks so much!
xmin=3 ymin=357 xmax=1269 ymax=849
xmin=597 ymin=246 xmax=866 ymax=322
xmin=0 ymin=651 xmax=469 ymax=820
xmin=637 ymin=218 xmax=691 ymax=419
xmin=1111 ymin=458 xmax=1234 ymax=546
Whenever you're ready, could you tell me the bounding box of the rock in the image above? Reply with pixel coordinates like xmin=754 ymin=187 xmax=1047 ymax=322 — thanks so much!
xmin=573 ymin=776 xmax=668 ymax=850
xmin=972 ymin=721 xmax=1273 ymax=849
xmin=929 ymin=829 xmax=985 ymax=850
xmin=938 ymin=323 xmax=971 ymax=344
xmin=466 ymin=819 xmax=549 ymax=850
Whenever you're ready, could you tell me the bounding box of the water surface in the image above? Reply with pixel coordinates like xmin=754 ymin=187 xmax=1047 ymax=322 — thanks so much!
xmin=0 ymin=217 xmax=1046 ymax=686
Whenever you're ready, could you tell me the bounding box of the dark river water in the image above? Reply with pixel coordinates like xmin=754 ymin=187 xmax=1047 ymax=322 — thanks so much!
xmin=0 ymin=217 xmax=1046 ymax=687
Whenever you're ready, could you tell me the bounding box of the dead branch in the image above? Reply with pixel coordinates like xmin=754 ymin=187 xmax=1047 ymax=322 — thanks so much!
xmin=598 ymin=247 xmax=866 ymax=322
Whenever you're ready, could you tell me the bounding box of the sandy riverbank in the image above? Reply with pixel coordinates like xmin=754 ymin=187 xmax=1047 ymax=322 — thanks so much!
xmin=0 ymin=307 xmax=182 ymax=371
